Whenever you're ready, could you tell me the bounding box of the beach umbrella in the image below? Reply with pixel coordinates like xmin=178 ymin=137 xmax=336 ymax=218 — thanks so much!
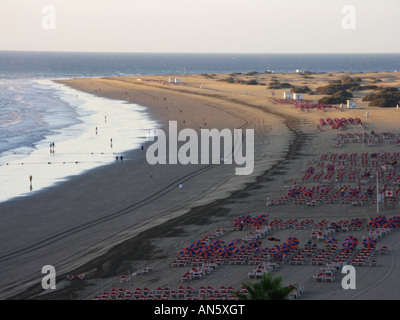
xmin=392 ymin=216 xmax=400 ymax=223
xmin=192 ymin=241 xmax=206 ymax=250
xmin=368 ymin=217 xmax=381 ymax=228
xmin=251 ymin=220 xmax=264 ymax=228
xmin=198 ymin=249 xmax=213 ymax=258
xmin=232 ymin=245 xmax=250 ymax=253
xmin=305 ymin=167 xmax=315 ymax=174
xmin=384 ymin=219 xmax=398 ymax=229
xmin=287 ymin=189 xmax=297 ymax=198
xmin=349 ymin=188 xmax=359 ymax=197
xmin=222 ymin=243 xmax=236 ymax=251
xmin=216 ymin=247 xmax=232 ymax=257
xmin=203 ymin=244 xmax=216 ymax=252
xmin=345 ymin=236 xmax=358 ymax=245
xmin=279 ymin=243 xmax=293 ymax=253
xmin=251 ymin=215 xmax=265 ymax=227
xmin=212 ymin=240 xmax=225 ymax=246
xmin=243 ymin=214 xmax=253 ymax=224
xmin=325 ymin=237 xmax=338 ymax=244
xmin=387 ymin=216 xmax=400 ymax=228
xmin=340 ymin=246 xmax=356 ymax=254
xmin=326 ymin=164 xmax=335 ymax=172
xmin=362 ymin=238 xmax=377 ymax=248
xmin=303 ymin=189 xmax=314 ymax=198
xmin=285 ymin=243 xmax=298 ymax=252
xmin=389 ymin=216 xmax=400 ymax=226
xmin=376 ymin=215 xmax=388 ymax=226
xmin=350 ymin=218 xmax=363 ymax=228
xmin=238 ymin=244 xmax=251 ymax=251
xmin=227 ymin=239 xmax=242 ymax=247
xmin=368 ymin=215 xmax=387 ymax=227
xmin=286 ymin=237 xmax=299 ymax=246
xmin=253 ymin=247 xmax=266 ymax=254
xmin=341 ymin=240 xmax=356 ymax=249
xmin=178 ymin=245 xmax=197 ymax=256
xmin=248 ymin=239 xmax=262 ymax=249
xmin=233 ymin=217 xmax=244 ymax=228
xmin=231 ymin=247 xmax=243 ymax=253
xmin=271 ymin=247 xmax=284 ymax=259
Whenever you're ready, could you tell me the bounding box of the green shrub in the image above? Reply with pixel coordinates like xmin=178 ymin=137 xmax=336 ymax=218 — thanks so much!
xmin=268 ymin=80 xmax=293 ymax=89
xmin=332 ymin=90 xmax=353 ymax=98
xmin=362 ymin=87 xmax=400 ymax=107
xmin=291 ymin=86 xmax=311 ymax=93
xmin=318 ymin=96 xmax=348 ymax=105
xmin=246 ymin=79 xmax=258 ymax=85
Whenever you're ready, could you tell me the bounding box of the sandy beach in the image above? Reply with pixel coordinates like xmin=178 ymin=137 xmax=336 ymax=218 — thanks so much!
xmin=1 ymin=71 xmax=400 ymax=300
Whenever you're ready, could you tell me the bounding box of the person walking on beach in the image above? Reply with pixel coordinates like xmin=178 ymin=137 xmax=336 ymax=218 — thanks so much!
xmin=29 ymin=175 xmax=33 ymax=190
xmin=179 ymin=184 xmax=183 ymax=192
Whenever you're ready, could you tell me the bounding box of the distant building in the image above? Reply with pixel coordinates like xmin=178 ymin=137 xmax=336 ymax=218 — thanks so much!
xmin=347 ymin=100 xmax=357 ymax=109
xmin=283 ymin=92 xmax=292 ymax=99
xmin=292 ymin=93 xmax=303 ymax=100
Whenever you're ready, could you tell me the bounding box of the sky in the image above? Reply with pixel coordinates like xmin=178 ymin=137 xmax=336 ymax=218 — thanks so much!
xmin=0 ymin=0 xmax=399 ymax=53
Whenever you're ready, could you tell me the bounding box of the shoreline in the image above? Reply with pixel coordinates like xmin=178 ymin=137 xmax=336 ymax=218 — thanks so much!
xmin=3 ymin=71 xmax=400 ymax=300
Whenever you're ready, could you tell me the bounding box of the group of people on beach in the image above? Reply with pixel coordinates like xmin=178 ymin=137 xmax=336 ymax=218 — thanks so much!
xmin=49 ymin=142 xmax=55 ymax=153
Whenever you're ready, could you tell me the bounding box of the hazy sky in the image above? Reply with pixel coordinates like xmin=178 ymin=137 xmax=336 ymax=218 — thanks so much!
xmin=1 ymin=0 xmax=399 ymax=53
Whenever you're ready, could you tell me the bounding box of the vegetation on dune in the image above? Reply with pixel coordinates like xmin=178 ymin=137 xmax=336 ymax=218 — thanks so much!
xmin=267 ymin=79 xmax=294 ymax=89
xmin=362 ymin=87 xmax=400 ymax=107
xmin=318 ymin=95 xmax=349 ymax=105
xmin=218 ymin=76 xmax=263 ymax=86
xmin=316 ymin=76 xmax=361 ymax=104
xmin=246 ymin=71 xmax=259 ymax=76
xmin=291 ymin=85 xmax=312 ymax=93
xmin=316 ymin=76 xmax=362 ymax=94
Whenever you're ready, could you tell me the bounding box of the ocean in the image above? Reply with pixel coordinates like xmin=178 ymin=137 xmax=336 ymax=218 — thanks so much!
xmin=0 ymin=51 xmax=399 ymax=203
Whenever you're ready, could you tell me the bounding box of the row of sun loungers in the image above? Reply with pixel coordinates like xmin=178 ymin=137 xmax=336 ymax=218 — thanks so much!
xmin=269 ymin=150 xmax=400 ymax=207
xmin=91 ymin=212 xmax=397 ymax=300
xmin=93 ymin=285 xmax=245 ymax=300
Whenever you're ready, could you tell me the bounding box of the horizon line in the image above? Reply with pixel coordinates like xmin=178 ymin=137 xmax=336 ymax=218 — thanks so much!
xmin=1 ymin=50 xmax=400 ymax=55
